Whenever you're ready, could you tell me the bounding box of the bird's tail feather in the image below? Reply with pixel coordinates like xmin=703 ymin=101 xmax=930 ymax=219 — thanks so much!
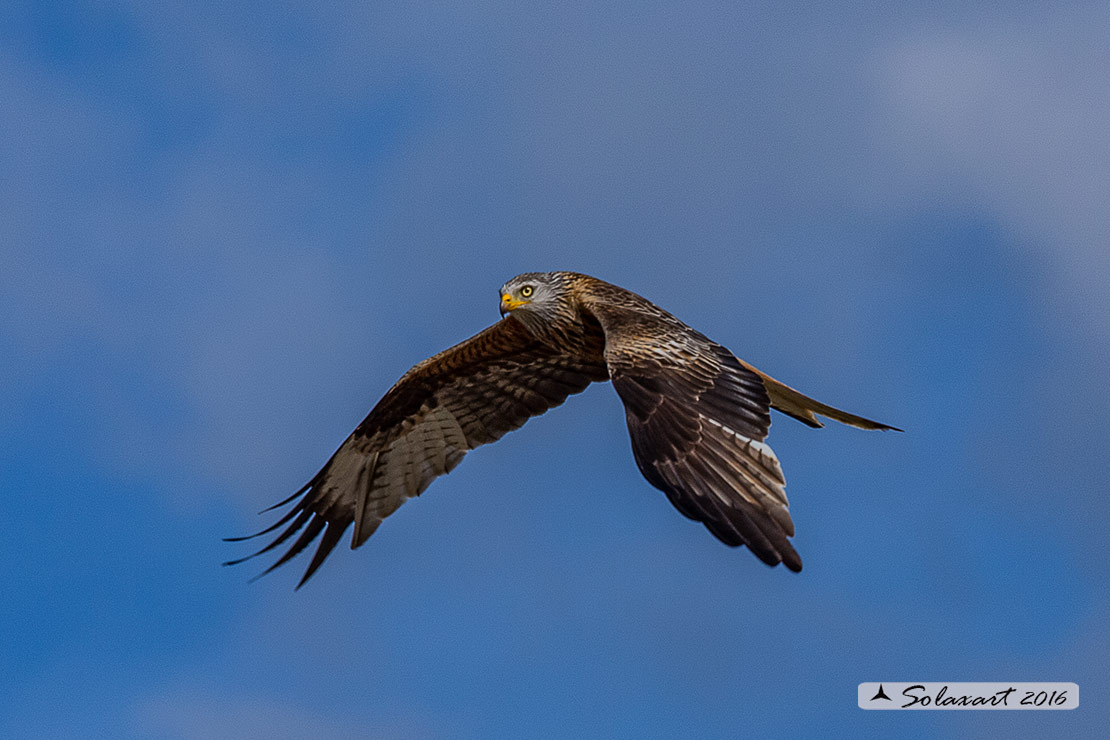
xmin=740 ymin=362 xmax=902 ymax=432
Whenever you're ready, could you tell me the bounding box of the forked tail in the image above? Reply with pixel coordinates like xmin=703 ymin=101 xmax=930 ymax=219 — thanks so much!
xmin=739 ymin=361 xmax=903 ymax=432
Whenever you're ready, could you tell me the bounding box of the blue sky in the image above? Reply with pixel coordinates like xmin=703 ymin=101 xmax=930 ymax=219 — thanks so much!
xmin=2 ymin=1 xmax=1107 ymax=738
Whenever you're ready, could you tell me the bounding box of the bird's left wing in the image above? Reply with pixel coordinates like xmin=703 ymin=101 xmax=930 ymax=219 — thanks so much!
xmin=586 ymin=302 xmax=803 ymax=571
xmin=226 ymin=315 xmax=609 ymax=588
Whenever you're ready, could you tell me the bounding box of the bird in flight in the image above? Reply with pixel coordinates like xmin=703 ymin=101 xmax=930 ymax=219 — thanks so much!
xmin=227 ymin=272 xmax=899 ymax=587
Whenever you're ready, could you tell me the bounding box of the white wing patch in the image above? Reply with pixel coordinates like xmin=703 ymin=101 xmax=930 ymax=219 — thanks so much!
xmin=701 ymin=416 xmax=793 ymax=531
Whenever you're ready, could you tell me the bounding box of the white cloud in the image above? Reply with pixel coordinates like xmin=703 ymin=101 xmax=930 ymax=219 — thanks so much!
xmin=873 ymin=10 xmax=1110 ymax=343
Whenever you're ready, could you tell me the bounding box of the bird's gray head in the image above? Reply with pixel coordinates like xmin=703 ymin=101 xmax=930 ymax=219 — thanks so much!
xmin=499 ymin=272 xmax=567 ymax=327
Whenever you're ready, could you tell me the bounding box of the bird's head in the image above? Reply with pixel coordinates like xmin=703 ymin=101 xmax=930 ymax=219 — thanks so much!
xmin=499 ymin=272 xmax=564 ymax=321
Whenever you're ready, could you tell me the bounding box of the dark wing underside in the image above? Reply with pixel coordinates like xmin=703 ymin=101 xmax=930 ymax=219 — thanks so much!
xmin=226 ymin=315 xmax=608 ymax=588
xmin=586 ymin=301 xmax=803 ymax=572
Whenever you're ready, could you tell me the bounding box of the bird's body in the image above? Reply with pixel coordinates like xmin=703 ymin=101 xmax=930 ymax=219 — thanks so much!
xmin=227 ymin=272 xmax=899 ymax=587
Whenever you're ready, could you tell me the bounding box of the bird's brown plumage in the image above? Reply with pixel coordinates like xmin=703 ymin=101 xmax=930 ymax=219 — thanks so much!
xmin=227 ymin=271 xmax=898 ymax=587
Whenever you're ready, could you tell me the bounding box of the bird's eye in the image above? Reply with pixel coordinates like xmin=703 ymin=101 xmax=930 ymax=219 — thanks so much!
xmin=521 ymin=285 xmax=534 ymax=298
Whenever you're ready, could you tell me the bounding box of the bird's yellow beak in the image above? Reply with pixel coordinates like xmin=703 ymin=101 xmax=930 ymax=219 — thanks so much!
xmin=500 ymin=293 xmax=529 ymax=316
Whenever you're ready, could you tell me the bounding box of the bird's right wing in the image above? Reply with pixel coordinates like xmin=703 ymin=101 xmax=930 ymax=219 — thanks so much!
xmin=586 ymin=302 xmax=803 ymax=571
xmin=226 ymin=314 xmax=609 ymax=587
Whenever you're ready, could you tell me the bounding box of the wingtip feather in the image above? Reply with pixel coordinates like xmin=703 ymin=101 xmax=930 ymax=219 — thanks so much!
xmin=781 ymin=548 xmax=803 ymax=572
xmin=258 ymin=481 xmax=312 ymax=514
